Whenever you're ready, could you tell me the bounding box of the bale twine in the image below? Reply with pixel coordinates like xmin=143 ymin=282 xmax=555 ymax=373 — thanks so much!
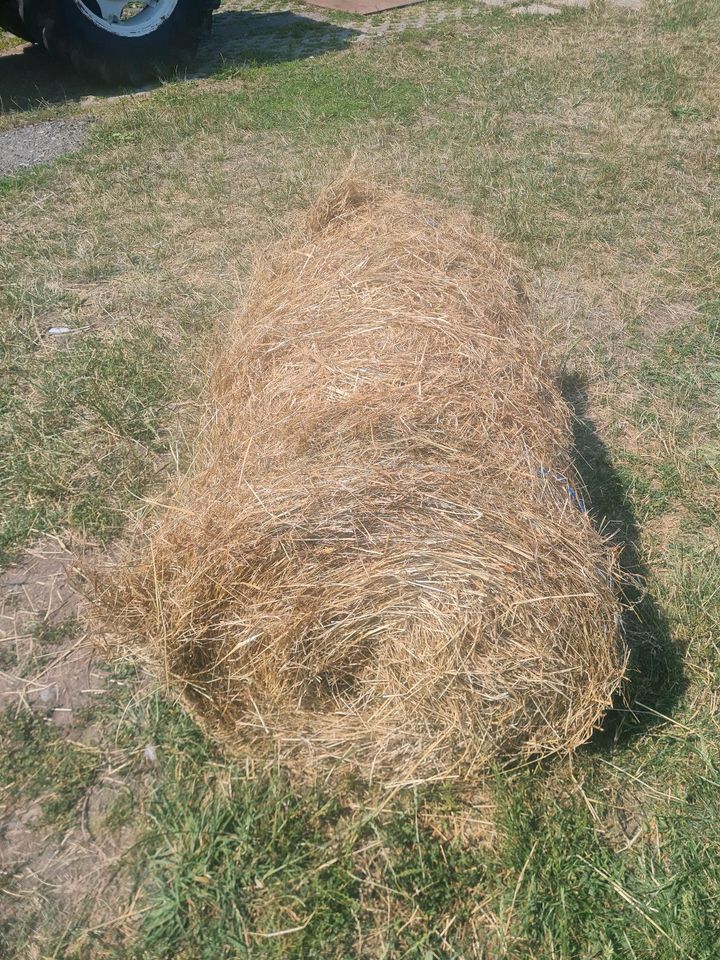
xmin=94 ymin=180 xmax=627 ymax=784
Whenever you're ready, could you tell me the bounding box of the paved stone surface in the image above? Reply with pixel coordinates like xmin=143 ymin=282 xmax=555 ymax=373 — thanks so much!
xmin=0 ymin=118 xmax=90 ymax=176
xmin=193 ymin=7 xmax=363 ymax=71
xmin=510 ymin=2 xmax=560 ymax=13
xmin=308 ymin=0 xmax=423 ymax=12
xmin=197 ymin=0 xmax=645 ymax=70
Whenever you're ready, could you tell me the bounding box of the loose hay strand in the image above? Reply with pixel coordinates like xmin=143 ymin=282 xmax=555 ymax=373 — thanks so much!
xmin=91 ymin=179 xmax=627 ymax=784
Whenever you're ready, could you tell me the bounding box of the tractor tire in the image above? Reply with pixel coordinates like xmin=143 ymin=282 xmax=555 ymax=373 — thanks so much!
xmin=36 ymin=0 xmax=218 ymax=85
xmin=0 ymin=6 xmax=35 ymax=42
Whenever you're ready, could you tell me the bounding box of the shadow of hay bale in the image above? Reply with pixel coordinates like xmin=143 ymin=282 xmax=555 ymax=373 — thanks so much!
xmin=561 ymin=373 xmax=685 ymax=749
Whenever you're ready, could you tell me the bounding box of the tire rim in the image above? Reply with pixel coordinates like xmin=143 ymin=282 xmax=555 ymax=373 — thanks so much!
xmin=71 ymin=0 xmax=180 ymax=37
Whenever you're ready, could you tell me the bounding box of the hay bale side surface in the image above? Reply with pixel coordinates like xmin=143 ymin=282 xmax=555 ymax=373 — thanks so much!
xmin=94 ymin=180 xmax=627 ymax=784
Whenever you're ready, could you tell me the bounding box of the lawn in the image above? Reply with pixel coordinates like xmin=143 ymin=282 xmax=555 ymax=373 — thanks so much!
xmin=0 ymin=0 xmax=719 ymax=957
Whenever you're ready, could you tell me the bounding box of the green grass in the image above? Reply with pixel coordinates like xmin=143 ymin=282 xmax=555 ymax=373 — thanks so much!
xmin=1 ymin=0 xmax=719 ymax=956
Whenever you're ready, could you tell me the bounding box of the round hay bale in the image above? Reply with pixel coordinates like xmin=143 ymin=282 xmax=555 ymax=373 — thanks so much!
xmin=94 ymin=180 xmax=627 ymax=784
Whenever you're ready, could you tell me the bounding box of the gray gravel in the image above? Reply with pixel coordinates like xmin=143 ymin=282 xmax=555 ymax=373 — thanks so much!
xmin=0 ymin=118 xmax=91 ymax=178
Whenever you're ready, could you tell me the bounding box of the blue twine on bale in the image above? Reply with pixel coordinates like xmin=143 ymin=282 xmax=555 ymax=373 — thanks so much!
xmin=538 ymin=467 xmax=587 ymax=513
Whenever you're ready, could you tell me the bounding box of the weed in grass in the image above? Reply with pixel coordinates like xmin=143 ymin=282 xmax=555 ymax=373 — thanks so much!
xmin=27 ymin=616 xmax=79 ymax=647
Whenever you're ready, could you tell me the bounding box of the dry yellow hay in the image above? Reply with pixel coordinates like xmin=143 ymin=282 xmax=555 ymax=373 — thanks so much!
xmin=93 ymin=179 xmax=627 ymax=785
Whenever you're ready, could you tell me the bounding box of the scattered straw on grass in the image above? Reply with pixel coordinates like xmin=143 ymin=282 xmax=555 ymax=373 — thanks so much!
xmin=90 ymin=179 xmax=627 ymax=786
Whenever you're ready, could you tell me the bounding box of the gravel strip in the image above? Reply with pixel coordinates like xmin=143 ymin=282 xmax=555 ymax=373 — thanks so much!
xmin=0 ymin=118 xmax=91 ymax=177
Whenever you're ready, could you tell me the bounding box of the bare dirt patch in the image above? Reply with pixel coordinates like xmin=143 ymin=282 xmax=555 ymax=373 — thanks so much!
xmin=0 ymin=793 xmax=138 ymax=956
xmin=0 ymin=538 xmax=98 ymax=719
xmin=0 ymin=541 xmax=143 ymax=954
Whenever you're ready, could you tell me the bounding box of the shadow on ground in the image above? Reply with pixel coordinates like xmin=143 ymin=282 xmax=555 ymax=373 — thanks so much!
xmin=193 ymin=9 xmax=362 ymax=75
xmin=0 ymin=10 xmax=361 ymax=114
xmin=562 ymin=373 xmax=686 ymax=749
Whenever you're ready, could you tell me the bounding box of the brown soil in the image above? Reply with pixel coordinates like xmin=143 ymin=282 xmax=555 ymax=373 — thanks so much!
xmin=0 ymin=538 xmax=96 ymax=720
xmin=0 ymin=539 xmax=141 ymax=954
